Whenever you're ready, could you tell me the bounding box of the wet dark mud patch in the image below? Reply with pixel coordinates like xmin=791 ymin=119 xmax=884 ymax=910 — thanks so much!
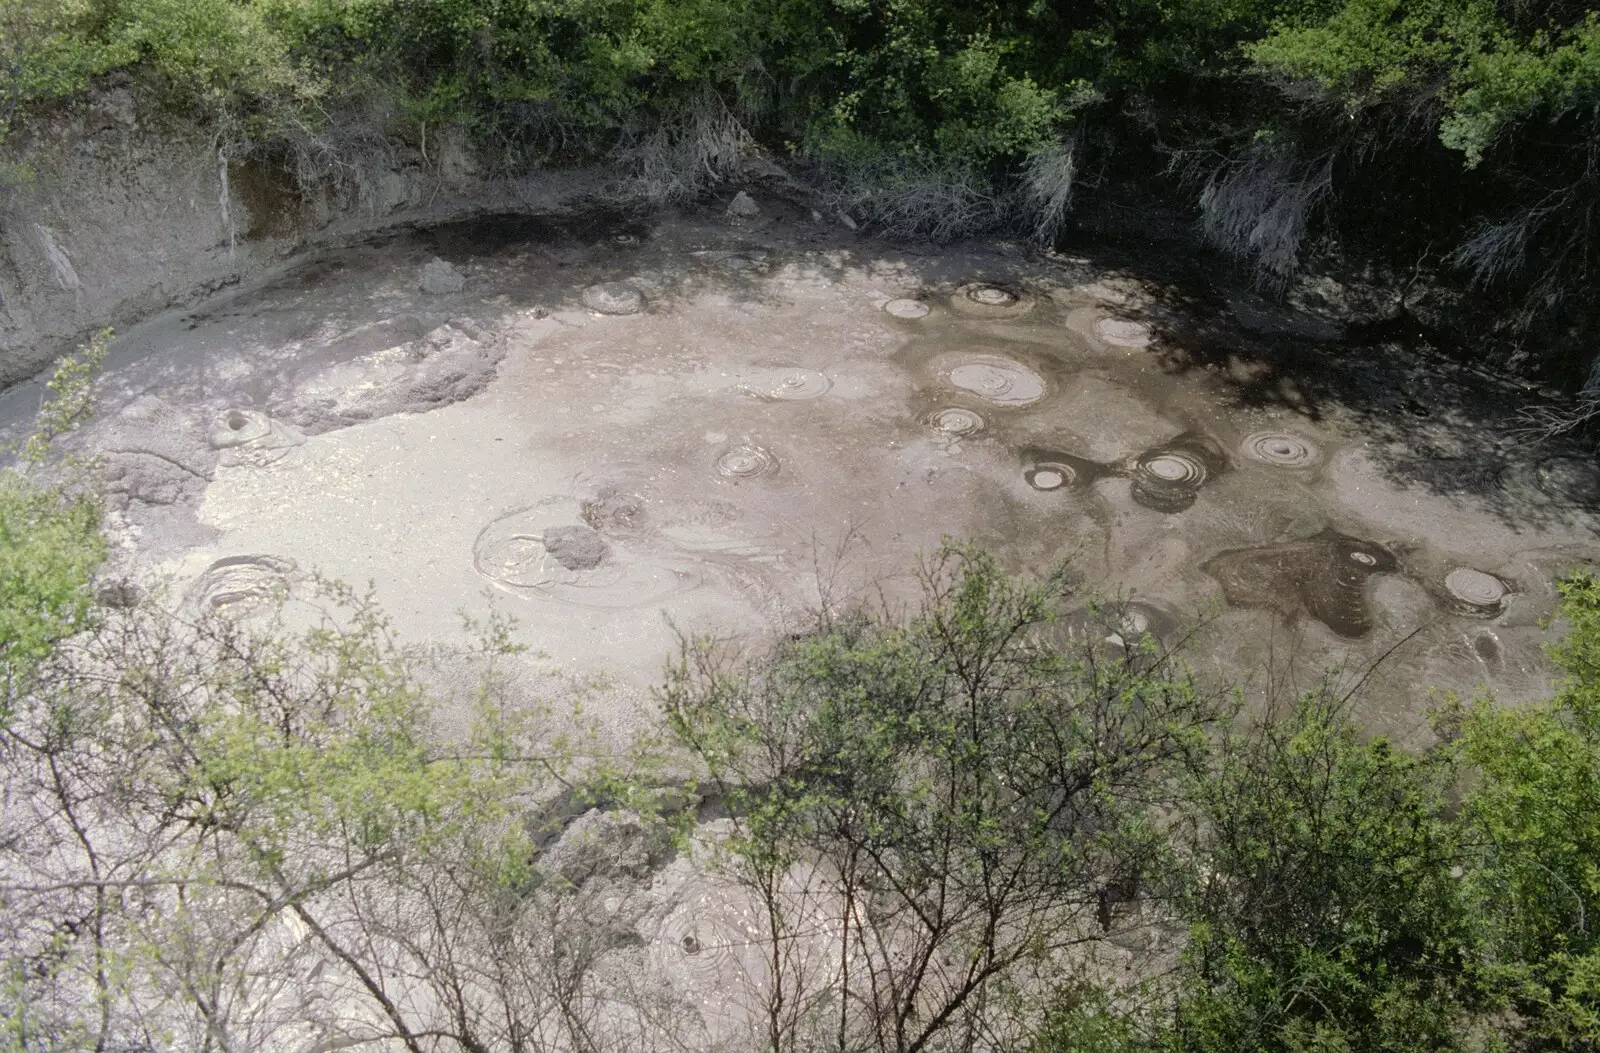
xmin=409 ymin=212 xmax=616 ymax=263
xmin=190 ymin=555 xmax=297 ymax=616
xmin=1018 ymin=447 xmax=1109 ymax=492
xmin=1129 ymin=432 xmax=1229 ymax=513
xmin=1202 ymin=529 xmax=1400 ymax=638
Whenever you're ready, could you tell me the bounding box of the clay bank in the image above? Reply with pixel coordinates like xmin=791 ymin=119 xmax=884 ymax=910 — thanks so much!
xmin=4 ymin=194 xmax=1597 ymax=748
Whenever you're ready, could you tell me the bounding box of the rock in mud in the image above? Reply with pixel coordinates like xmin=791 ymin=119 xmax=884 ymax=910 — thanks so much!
xmin=543 ymin=524 xmax=608 ymax=570
xmin=419 ymin=257 xmax=465 ymax=294
xmin=725 ymin=191 xmax=761 ymax=220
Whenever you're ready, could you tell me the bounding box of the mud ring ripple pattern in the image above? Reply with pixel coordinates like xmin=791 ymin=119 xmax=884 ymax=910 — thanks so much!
xmin=941 ymin=354 xmax=1046 ymax=407
xmin=1241 ymin=431 xmax=1321 ymax=468
xmin=1094 ymin=317 xmax=1154 ymax=348
xmin=739 ymin=367 xmax=832 ymax=401
xmin=715 ymin=444 xmax=779 ymax=479
xmin=924 ymin=407 xmax=987 ymax=437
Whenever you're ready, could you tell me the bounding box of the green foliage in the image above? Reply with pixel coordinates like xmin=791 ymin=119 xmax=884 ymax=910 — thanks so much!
xmin=1451 ymin=572 xmax=1600 ymax=1045
xmin=1171 ymin=693 xmax=1476 ymax=1051
xmin=0 ymin=331 xmax=108 ymax=723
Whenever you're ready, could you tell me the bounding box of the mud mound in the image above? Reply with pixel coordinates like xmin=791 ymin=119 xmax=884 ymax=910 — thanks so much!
xmin=190 ymin=554 xmax=297 ymax=616
xmin=1130 ymin=433 xmax=1228 ymax=513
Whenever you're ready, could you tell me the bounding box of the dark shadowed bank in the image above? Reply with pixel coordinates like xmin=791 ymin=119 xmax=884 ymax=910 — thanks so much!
xmin=5 ymin=0 xmax=1600 ymax=407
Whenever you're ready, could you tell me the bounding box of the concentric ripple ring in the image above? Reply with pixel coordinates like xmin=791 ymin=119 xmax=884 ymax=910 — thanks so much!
xmin=581 ymin=282 xmax=646 ymax=315
xmin=884 ymin=298 xmax=931 ymax=319
xmin=1137 ymin=452 xmax=1209 ymax=486
xmin=716 ymin=444 xmax=778 ymax=479
xmin=1241 ymin=431 xmax=1320 ymax=468
xmin=1094 ymin=317 xmax=1154 ymax=348
xmin=1026 ymin=463 xmax=1078 ymax=491
xmin=925 ymin=407 xmax=986 ymax=437
xmin=1445 ymin=568 xmax=1509 ymax=608
xmin=942 ymin=355 xmax=1046 ymax=407
xmin=951 ymin=283 xmax=1035 ymax=317
xmin=740 ymin=367 xmax=832 ymax=401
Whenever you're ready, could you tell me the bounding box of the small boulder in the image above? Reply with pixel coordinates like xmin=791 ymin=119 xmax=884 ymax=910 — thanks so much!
xmin=419 ymin=258 xmax=465 ymax=295
xmin=543 ymin=525 xmax=608 ymax=570
xmin=725 ymin=191 xmax=761 ymax=220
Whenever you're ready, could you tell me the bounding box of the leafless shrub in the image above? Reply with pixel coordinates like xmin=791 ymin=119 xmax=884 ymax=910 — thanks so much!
xmin=812 ymin=156 xmax=1008 ymax=241
xmin=1198 ymin=149 xmax=1334 ymax=291
xmin=1023 ymin=138 xmax=1078 ymax=244
xmin=609 ymin=93 xmax=751 ymax=207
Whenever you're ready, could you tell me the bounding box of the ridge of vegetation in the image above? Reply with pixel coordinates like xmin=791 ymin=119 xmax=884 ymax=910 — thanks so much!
xmin=4 ymin=0 xmax=1600 ymax=389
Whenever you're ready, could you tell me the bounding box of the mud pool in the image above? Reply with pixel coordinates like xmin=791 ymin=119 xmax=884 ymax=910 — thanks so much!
xmin=8 ymin=208 xmax=1600 ymax=747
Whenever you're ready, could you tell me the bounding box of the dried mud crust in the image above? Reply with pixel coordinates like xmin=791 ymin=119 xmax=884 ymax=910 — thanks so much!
xmin=278 ymin=321 xmax=504 ymax=433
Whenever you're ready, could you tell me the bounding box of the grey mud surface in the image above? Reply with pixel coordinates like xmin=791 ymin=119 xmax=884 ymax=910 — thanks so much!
xmin=7 ymin=205 xmax=1600 ymax=749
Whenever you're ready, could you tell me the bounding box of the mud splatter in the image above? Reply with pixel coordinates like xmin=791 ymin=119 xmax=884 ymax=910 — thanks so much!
xmin=1059 ymin=600 xmax=1176 ymax=652
xmin=1093 ymin=317 xmax=1154 ymax=348
xmin=716 ymin=444 xmax=779 ymax=479
xmin=884 ymin=298 xmax=930 ymax=319
xmin=950 ymin=283 xmax=1035 ymax=318
xmin=582 ymin=488 xmax=653 ymax=539
xmin=738 ymin=367 xmax=832 ymax=401
xmin=1240 ymin=431 xmax=1321 ymax=469
xmin=581 ymin=282 xmax=646 ymax=315
xmin=1130 ymin=433 xmax=1227 ymax=513
xmin=1202 ymin=529 xmax=1399 ymax=638
xmin=938 ymin=354 xmax=1047 ymax=407
xmin=924 ymin=407 xmax=987 ymax=438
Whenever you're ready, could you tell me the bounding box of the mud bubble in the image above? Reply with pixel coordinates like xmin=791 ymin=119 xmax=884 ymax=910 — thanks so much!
xmin=1443 ymin=567 xmax=1512 ymax=615
xmin=1130 ymin=433 xmax=1227 ymax=513
xmin=715 ymin=444 xmax=779 ymax=479
xmin=1241 ymin=431 xmax=1321 ymax=469
xmin=938 ymin=354 xmax=1047 ymax=407
xmin=582 ymin=488 xmax=652 ymax=539
xmin=738 ymin=367 xmax=832 ymax=401
xmin=884 ymin=298 xmax=931 ymax=319
xmin=1058 ymin=601 xmax=1176 ymax=652
xmin=581 ymin=282 xmax=646 ymax=315
xmin=191 ymin=555 xmax=296 ymax=616
xmin=208 ymin=408 xmax=305 ymax=467
xmin=950 ymin=283 xmax=1035 ymax=318
xmin=924 ymin=407 xmax=987 ymax=438
xmin=1020 ymin=449 xmax=1105 ymax=492
xmin=1093 ymin=317 xmax=1154 ymax=348
xmin=1202 ymin=530 xmax=1399 ymax=638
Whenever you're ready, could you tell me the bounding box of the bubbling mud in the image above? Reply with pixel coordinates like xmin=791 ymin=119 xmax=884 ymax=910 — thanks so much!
xmin=884 ymin=298 xmax=931 ymax=319
xmin=190 ymin=555 xmax=296 ymax=616
xmin=652 ymin=885 xmax=766 ymax=992
xmin=738 ymin=367 xmax=832 ymax=401
xmin=1130 ymin=433 xmax=1227 ymax=513
xmin=715 ymin=444 xmax=779 ymax=479
xmin=950 ymin=283 xmax=1035 ymax=318
xmin=939 ymin=354 xmax=1047 ymax=407
xmin=1241 ymin=431 xmax=1321 ymax=469
xmin=1443 ymin=567 xmax=1512 ymax=615
xmin=208 ymin=408 xmax=305 ymax=467
xmin=1093 ymin=317 xmax=1154 ymax=348
xmin=924 ymin=407 xmax=987 ymax=438
xmin=581 ymin=282 xmax=647 ymax=315
xmin=1202 ymin=530 xmax=1399 ymax=638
